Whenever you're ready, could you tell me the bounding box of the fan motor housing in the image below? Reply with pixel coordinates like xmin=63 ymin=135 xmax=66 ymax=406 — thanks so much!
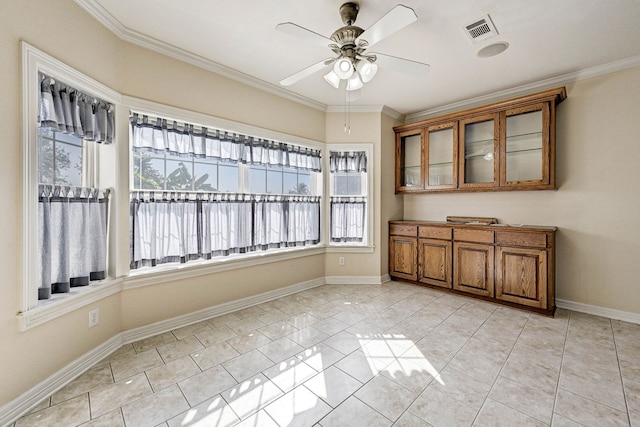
xmin=330 ymin=25 xmax=364 ymax=47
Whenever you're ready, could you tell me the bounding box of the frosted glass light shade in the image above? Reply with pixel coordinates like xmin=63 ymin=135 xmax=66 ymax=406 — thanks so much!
xmin=323 ymin=71 xmax=340 ymax=88
xmin=346 ymin=74 xmax=363 ymax=91
xmin=334 ymin=57 xmax=354 ymax=79
xmin=357 ymin=60 xmax=378 ymax=83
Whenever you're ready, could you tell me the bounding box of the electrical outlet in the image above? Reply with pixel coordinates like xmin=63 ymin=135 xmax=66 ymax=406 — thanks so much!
xmin=89 ymin=308 xmax=100 ymax=328
xmin=339 ymin=256 xmax=345 ymax=266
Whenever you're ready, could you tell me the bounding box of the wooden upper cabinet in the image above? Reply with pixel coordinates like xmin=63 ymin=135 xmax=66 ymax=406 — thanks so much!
xmin=459 ymin=113 xmax=499 ymax=189
xmin=396 ymin=129 xmax=424 ymax=192
xmin=500 ymin=103 xmax=552 ymax=188
xmin=426 ymin=122 xmax=458 ymax=190
xmin=394 ymin=87 xmax=565 ymax=194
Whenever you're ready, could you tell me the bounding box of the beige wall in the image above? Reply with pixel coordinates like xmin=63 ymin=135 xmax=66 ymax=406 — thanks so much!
xmin=403 ymin=67 xmax=640 ymax=314
xmin=324 ymin=112 xmax=382 ymax=277
xmin=0 ymin=0 xmax=327 ymax=408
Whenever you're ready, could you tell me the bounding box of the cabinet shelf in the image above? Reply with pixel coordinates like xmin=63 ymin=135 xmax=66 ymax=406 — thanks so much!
xmin=429 ymin=161 xmax=454 ymax=167
xmin=507 ymin=131 xmax=542 ymax=141
xmin=465 ymin=138 xmax=494 ymax=146
xmin=506 ymin=147 xmax=542 ymax=155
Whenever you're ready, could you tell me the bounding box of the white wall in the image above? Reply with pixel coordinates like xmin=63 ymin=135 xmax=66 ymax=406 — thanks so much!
xmin=403 ymin=67 xmax=640 ymax=314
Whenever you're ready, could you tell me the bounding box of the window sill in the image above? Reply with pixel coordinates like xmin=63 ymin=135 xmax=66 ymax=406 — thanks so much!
xmin=124 ymin=245 xmax=326 ymax=290
xmin=17 ymin=279 xmax=123 ymax=331
xmin=17 ymin=244 xmax=338 ymax=330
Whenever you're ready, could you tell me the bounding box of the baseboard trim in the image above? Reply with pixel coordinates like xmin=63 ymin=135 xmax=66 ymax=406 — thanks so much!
xmin=122 ymin=277 xmax=325 ymax=344
xmin=556 ymin=299 xmax=640 ymax=324
xmin=0 ymin=335 xmax=122 ymax=427
xmin=324 ymin=275 xmax=387 ymax=285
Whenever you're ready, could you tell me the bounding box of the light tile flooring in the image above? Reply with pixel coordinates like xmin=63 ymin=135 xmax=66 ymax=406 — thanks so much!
xmin=12 ymin=282 xmax=640 ymax=427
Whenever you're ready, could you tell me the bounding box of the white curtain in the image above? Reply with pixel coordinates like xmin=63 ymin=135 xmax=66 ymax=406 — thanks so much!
xmin=254 ymin=196 xmax=287 ymax=249
xmin=39 ymin=73 xmax=114 ymax=144
xmin=288 ymin=197 xmax=321 ymax=245
xmin=130 ymin=193 xmax=200 ymax=269
xmin=329 ymin=150 xmax=367 ymax=173
xmin=130 ymin=193 xmax=320 ymax=269
xmin=130 ymin=113 xmax=322 ymax=171
xmin=254 ymin=195 xmax=320 ymax=249
xmin=201 ymin=194 xmax=253 ymax=257
xmin=38 ymin=185 xmax=110 ymax=300
xmin=330 ymin=196 xmax=366 ymax=243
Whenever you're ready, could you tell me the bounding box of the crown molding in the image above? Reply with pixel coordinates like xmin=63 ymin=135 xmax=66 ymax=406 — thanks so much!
xmin=73 ymin=0 xmax=327 ymax=112
xmin=325 ymin=104 xmax=403 ymax=120
xmin=405 ymin=55 xmax=640 ymax=123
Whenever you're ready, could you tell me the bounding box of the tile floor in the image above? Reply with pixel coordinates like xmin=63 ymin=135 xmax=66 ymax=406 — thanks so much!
xmin=11 ymin=282 xmax=640 ymax=427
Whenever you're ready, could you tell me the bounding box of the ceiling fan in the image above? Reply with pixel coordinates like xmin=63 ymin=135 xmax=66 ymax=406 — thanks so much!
xmin=277 ymin=2 xmax=430 ymax=91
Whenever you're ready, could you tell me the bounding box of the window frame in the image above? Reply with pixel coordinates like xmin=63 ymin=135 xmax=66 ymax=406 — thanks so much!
xmin=126 ymin=104 xmax=325 ymax=273
xmin=21 ymin=43 xmax=122 ymax=320
xmin=19 ymin=43 xmax=327 ymax=329
xmin=326 ymin=144 xmax=374 ymax=249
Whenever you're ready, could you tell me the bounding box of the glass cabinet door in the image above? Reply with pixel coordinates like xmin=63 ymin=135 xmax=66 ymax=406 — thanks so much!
xmin=396 ymin=130 xmax=424 ymax=190
xmin=459 ymin=114 xmax=499 ymax=188
xmin=501 ymin=104 xmax=550 ymax=186
xmin=426 ymin=122 xmax=457 ymax=189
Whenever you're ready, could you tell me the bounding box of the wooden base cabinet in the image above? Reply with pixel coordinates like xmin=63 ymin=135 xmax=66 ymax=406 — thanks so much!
xmin=389 ymin=235 xmax=418 ymax=281
xmin=453 ymin=242 xmax=494 ymax=297
xmin=496 ymin=246 xmax=547 ymax=308
xmin=418 ymin=238 xmax=452 ymax=288
xmin=390 ymin=221 xmax=556 ymax=315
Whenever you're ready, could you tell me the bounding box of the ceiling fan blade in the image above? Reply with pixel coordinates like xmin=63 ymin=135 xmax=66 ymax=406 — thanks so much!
xmin=279 ymin=58 xmax=335 ymax=86
xmin=276 ymin=22 xmax=334 ymax=48
xmin=356 ymin=5 xmax=417 ymax=48
xmin=371 ymin=53 xmax=430 ymax=77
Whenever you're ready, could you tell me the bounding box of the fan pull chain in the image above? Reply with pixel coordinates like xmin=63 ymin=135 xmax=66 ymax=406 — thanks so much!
xmin=344 ymin=87 xmax=351 ymax=135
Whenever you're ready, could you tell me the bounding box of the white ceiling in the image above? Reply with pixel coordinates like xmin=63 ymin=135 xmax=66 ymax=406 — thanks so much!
xmin=78 ymin=0 xmax=640 ymax=117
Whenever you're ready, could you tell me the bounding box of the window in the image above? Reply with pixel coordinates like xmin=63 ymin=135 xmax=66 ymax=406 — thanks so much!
xmin=23 ymin=42 xmax=119 ymax=316
xmin=38 ymin=128 xmax=85 ymax=186
xmin=132 ymin=151 xmax=239 ymax=192
xmin=129 ymin=113 xmax=322 ymax=270
xmin=329 ymin=148 xmax=371 ymax=245
xmin=249 ymin=165 xmax=311 ymax=195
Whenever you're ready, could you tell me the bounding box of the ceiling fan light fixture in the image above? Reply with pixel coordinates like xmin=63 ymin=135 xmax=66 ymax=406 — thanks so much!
xmin=323 ymin=70 xmax=341 ymax=88
xmin=357 ymin=60 xmax=378 ymax=83
xmin=346 ymin=73 xmax=363 ymax=91
xmin=334 ymin=57 xmax=354 ymax=79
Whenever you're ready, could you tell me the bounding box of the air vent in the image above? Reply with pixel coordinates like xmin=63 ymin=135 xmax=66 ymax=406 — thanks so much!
xmin=464 ymin=14 xmax=498 ymax=43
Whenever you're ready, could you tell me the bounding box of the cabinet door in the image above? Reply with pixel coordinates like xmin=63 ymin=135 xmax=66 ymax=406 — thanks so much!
xmin=389 ymin=236 xmax=418 ymax=281
xmin=500 ymin=103 xmax=551 ymax=187
xmin=396 ymin=129 xmax=424 ymax=192
xmin=425 ymin=122 xmax=458 ymax=190
xmin=459 ymin=113 xmax=499 ymax=189
xmin=453 ymin=242 xmax=494 ymax=297
xmin=418 ymin=238 xmax=452 ymax=288
xmin=496 ymin=246 xmax=547 ymax=309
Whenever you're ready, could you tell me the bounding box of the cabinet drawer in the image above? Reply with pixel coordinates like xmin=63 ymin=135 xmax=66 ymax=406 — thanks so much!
xmin=419 ymin=226 xmax=452 ymax=240
xmin=496 ymin=231 xmax=547 ymax=248
xmin=453 ymin=228 xmax=494 ymax=244
xmin=390 ymin=224 xmax=418 ymax=237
